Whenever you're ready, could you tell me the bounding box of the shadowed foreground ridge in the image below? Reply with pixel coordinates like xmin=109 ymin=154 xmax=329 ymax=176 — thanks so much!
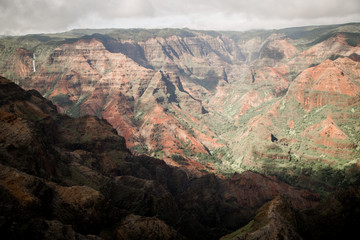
xmin=222 ymin=187 xmax=360 ymax=240
xmin=0 ymin=76 xmax=323 ymax=239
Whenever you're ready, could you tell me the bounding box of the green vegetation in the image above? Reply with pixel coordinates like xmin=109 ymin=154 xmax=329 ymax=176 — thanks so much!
xmin=129 ymin=145 xmax=148 ymax=155
xmin=229 ymin=96 xmax=360 ymax=195
xmin=51 ymin=93 xmax=72 ymax=107
xmin=329 ymin=54 xmax=341 ymax=61
xmin=194 ymin=152 xmax=222 ymax=165
xmin=65 ymin=93 xmax=91 ymax=117
xmin=220 ymin=220 xmax=255 ymax=240
xmin=107 ymin=28 xmax=196 ymax=42
xmin=221 ymin=200 xmax=271 ymax=240
xmin=193 ymin=70 xmax=221 ymax=91
xmin=278 ymin=23 xmax=360 ymax=50
xmin=150 ymin=124 xmax=163 ymax=144
xmin=68 ymin=167 xmax=99 ymax=190
xmin=309 ymin=62 xmax=320 ymax=68
xmin=260 ymin=47 xmax=284 ymax=60
xmin=344 ymin=33 xmax=360 ymax=47
xmin=171 ymin=154 xmax=188 ymax=165
xmin=246 ymin=137 xmax=360 ymax=195
xmin=150 ymin=149 xmax=164 ymax=158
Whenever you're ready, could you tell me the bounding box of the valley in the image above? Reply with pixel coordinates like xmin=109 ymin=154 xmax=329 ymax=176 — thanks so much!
xmin=1 ymin=22 xmax=360 ymax=239
xmin=0 ymin=24 xmax=360 ymax=193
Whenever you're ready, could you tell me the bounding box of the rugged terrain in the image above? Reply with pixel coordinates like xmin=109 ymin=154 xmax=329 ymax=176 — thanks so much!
xmin=0 ymin=76 xmax=322 ymax=239
xmin=1 ymin=23 xmax=360 ymax=194
xmin=2 ymin=76 xmax=360 ymax=239
xmin=221 ymin=186 xmax=360 ymax=240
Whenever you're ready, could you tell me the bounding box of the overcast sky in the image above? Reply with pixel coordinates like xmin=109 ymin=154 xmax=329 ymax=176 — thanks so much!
xmin=1 ymin=0 xmax=360 ymax=35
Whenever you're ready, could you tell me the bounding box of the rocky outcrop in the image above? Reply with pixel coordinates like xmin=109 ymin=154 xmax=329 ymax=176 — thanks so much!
xmin=221 ymin=186 xmax=360 ymax=240
xmin=116 ymin=214 xmax=186 ymax=240
xmin=220 ymin=195 xmax=302 ymax=240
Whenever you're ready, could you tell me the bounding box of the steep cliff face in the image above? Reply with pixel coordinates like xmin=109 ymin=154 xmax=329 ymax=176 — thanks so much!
xmin=288 ymin=57 xmax=360 ymax=110
xmin=0 ymin=76 xmax=321 ymax=239
xmin=1 ymin=23 xmax=360 ymax=192
xmin=0 ymin=35 xmax=229 ymax=173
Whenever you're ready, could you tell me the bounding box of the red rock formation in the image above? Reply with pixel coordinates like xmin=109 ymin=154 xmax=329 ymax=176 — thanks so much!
xmin=288 ymin=57 xmax=360 ymax=110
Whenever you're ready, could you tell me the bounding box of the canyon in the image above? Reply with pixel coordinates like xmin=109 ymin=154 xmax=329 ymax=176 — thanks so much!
xmin=1 ymin=22 xmax=360 ymax=239
xmin=1 ymin=24 xmax=360 ymax=194
xmin=1 ymin=75 xmax=359 ymax=240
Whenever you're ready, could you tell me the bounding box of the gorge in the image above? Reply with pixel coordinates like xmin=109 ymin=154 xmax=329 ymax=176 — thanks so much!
xmin=1 ymin=23 xmax=360 ymax=239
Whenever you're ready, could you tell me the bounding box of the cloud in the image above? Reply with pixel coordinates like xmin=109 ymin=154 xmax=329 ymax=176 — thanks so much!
xmin=0 ymin=0 xmax=359 ymax=35
xmin=0 ymin=0 xmax=152 ymax=35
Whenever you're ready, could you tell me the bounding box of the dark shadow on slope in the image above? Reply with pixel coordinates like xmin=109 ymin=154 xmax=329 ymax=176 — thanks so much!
xmin=90 ymin=34 xmax=153 ymax=69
